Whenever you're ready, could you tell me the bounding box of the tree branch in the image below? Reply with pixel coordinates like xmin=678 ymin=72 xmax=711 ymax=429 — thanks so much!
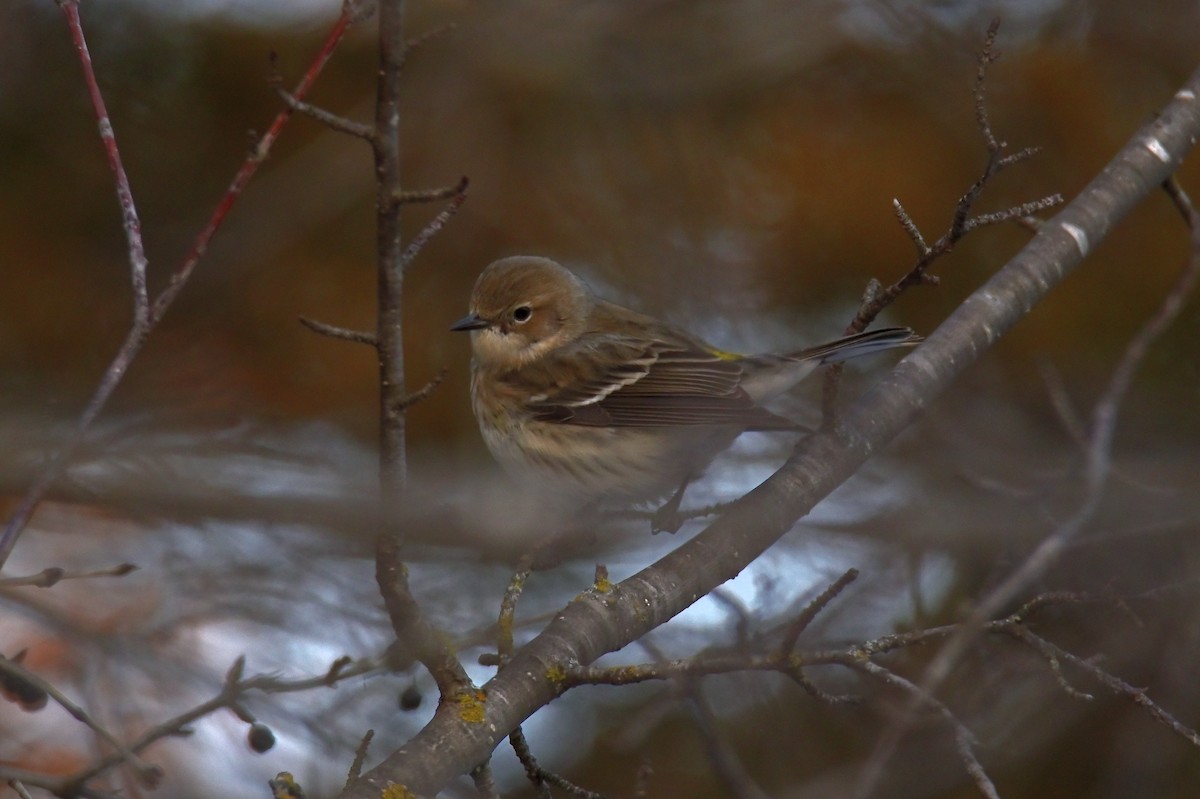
xmin=370 ymin=0 xmax=474 ymax=702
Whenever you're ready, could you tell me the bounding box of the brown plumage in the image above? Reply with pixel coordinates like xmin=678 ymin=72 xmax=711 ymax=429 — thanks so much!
xmin=452 ymin=256 xmax=920 ymax=530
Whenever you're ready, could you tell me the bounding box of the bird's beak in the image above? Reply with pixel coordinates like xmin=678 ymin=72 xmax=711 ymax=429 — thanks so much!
xmin=450 ymin=312 xmax=489 ymax=332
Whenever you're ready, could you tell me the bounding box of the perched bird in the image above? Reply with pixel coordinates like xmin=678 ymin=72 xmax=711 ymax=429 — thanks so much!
xmin=451 ymin=256 xmax=920 ymax=532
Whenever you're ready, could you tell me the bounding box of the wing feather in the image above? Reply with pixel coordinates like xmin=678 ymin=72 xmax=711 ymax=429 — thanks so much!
xmin=528 ymin=337 xmax=795 ymax=429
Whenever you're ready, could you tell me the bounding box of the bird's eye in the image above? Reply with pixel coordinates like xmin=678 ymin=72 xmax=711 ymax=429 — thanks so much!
xmin=512 ymin=305 xmax=533 ymax=323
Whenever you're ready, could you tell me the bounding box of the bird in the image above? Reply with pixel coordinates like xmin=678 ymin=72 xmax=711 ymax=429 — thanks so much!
xmin=451 ymin=256 xmax=920 ymax=533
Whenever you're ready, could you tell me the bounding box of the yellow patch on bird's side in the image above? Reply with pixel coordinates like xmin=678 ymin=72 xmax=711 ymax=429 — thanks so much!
xmin=706 ymin=346 xmax=743 ymax=361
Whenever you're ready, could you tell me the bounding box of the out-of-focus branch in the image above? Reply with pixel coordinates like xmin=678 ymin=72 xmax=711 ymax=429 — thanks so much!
xmin=0 ymin=655 xmax=158 ymax=786
xmin=0 ymin=4 xmax=355 ymax=571
xmin=0 ymin=563 xmax=136 ymax=589
xmin=0 ymin=654 xmax=380 ymax=797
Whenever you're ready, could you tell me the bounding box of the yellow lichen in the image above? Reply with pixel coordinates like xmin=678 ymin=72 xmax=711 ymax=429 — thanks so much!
xmin=380 ymin=783 xmax=416 ymax=799
xmin=456 ymin=688 xmax=487 ymax=723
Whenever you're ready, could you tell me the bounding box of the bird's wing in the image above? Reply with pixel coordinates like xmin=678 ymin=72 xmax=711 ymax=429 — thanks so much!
xmin=528 ymin=337 xmax=796 ymax=429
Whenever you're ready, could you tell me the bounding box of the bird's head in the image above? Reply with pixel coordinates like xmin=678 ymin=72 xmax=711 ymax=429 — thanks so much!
xmin=451 ymin=256 xmax=595 ymax=369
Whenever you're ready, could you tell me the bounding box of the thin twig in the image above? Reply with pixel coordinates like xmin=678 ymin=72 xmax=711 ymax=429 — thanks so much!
xmin=510 ymin=725 xmax=605 ymax=799
xmin=1036 ymin=359 xmax=1089 ymax=448
xmin=974 ymin=18 xmax=1002 ymax=152
xmin=779 ymin=568 xmax=859 ymax=654
xmin=344 ymin=730 xmax=375 ymax=789
xmin=396 ymin=176 xmax=469 ymax=205
xmin=686 ymin=683 xmax=771 ymax=799
xmin=893 ymin=198 xmax=930 ymax=255
xmin=848 ymin=658 xmax=999 ymax=799
xmin=708 ymin=587 xmax=754 ymax=647
xmin=0 ymin=563 xmax=137 ymax=589
xmin=498 ymin=555 xmax=536 ymax=664
xmin=8 ymin=781 xmax=34 ymax=799
xmin=299 ymin=316 xmax=379 ymax=346
xmin=393 ymin=368 xmax=448 ymax=412
xmin=1003 ymin=624 xmax=1200 ymax=747
xmin=0 ymin=657 xmax=159 ymax=786
xmin=399 ymin=22 xmax=458 ymax=70
xmin=60 ymin=655 xmax=381 ymax=791
xmin=399 ymin=179 xmax=470 ymax=272
xmin=274 ymin=83 xmax=376 ymax=141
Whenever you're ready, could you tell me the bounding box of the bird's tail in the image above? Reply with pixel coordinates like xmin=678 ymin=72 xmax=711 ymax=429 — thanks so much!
xmin=786 ymin=326 xmax=922 ymax=364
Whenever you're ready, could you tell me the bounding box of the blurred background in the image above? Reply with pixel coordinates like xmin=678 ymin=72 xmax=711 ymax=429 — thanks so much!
xmin=2 ymin=0 xmax=1199 ymax=797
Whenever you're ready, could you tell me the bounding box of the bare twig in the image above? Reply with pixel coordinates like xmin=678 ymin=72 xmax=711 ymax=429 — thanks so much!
xmin=510 ymin=724 xmax=605 ymax=799
xmin=399 ymin=22 xmax=458 ymax=69
xmin=708 ymin=587 xmax=754 ymax=647
xmin=497 ymin=555 xmax=536 ymax=664
xmin=973 ymin=18 xmax=1003 ymax=152
xmin=0 ymin=657 xmax=159 ymax=786
xmin=55 ymin=0 xmax=149 ymax=321
xmin=274 ymin=83 xmax=376 ymax=141
xmin=893 ymin=198 xmax=930 ymax=255
xmin=344 ymin=730 xmax=375 ymax=789
xmin=396 ymin=176 xmax=470 ymax=205
xmin=962 ymin=195 xmax=1064 ymax=231
xmin=848 ymin=658 xmax=999 ymax=799
xmin=1003 ymin=624 xmax=1200 ymax=747
xmin=0 ymin=563 xmax=137 ymax=589
xmin=393 ymin=368 xmax=448 ymax=413
xmin=509 ymin=726 xmax=553 ymax=799
xmin=684 ymin=683 xmax=771 ymax=799
xmin=399 ymin=179 xmax=470 ymax=272
xmin=299 ymin=317 xmax=379 ymax=346
xmin=1037 ymin=360 xmax=1089 ymax=448
xmin=779 ymin=568 xmax=859 ymax=654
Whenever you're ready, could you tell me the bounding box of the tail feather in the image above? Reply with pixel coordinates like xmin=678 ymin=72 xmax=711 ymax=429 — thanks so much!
xmin=739 ymin=326 xmax=920 ymax=402
xmin=787 ymin=326 xmax=922 ymax=364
